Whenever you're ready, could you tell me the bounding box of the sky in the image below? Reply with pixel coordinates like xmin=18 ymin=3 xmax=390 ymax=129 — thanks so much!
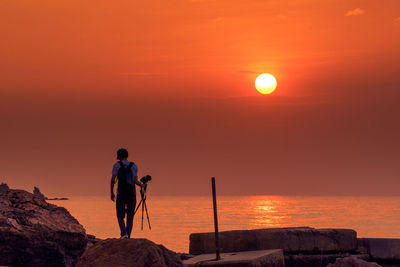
xmin=1 ymin=0 xmax=399 ymax=196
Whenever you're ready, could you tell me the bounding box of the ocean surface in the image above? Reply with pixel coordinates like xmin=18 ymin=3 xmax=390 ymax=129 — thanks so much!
xmin=49 ymin=195 xmax=400 ymax=253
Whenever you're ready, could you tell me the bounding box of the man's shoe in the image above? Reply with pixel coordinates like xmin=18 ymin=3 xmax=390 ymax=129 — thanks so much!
xmin=120 ymin=234 xmax=128 ymax=239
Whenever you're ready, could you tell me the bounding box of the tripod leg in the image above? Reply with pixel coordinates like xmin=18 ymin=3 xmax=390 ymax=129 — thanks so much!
xmin=143 ymin=200 xmax=151 ymax=230
xmin=134 ymin=199 xmax=143 ymax=215
xmin=141 ymin=197 xmax=144 ymax=230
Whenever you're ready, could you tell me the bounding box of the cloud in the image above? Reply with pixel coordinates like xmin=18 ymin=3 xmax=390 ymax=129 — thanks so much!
xmin=277 ymin=14 xmax=287 ymax=20
xmin=238 ymin=70 xmax=258 ymax=74
xmin=346 ymin=8 xmax=365 ymax=16
xmin=119 ymin=72 xmax=162 ymax=76
xmin=395 ymin=17 xmax=400 ymax=26
xmin=212 ymin=17 xmax=224 ymax=23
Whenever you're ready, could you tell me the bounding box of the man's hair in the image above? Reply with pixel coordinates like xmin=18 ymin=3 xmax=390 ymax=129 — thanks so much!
xmin=117 ymin=148 xmax=129 ymax=160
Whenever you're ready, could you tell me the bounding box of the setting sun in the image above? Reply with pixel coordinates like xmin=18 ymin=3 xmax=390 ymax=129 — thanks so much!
xmin=255 ymin=73 xmax=277 ymax=94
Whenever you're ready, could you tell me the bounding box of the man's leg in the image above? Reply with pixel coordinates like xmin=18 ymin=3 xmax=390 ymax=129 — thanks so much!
xmin=126 ymin=197 xmax=136 ymax=238
xmin=116 ymin=196 xmax=127 ymax=237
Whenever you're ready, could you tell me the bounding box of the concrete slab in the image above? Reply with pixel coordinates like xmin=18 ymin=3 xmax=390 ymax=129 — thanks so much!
xmin=183 ymin=249 xmax=284 ymax=267
xmin=190 ymin=227 xmax=357 ymax=255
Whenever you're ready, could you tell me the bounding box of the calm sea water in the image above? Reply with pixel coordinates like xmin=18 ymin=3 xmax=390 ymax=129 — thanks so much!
xmin=49 ymin=196 xmax=400 ymax=253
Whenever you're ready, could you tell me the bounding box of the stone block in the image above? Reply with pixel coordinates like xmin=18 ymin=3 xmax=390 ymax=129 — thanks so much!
xmin=190 ymin=227 xmax=357 ymax=255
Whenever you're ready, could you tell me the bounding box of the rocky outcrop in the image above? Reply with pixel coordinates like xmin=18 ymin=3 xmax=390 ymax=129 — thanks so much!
xmin=47 ymin=197 xmax=69 ymax=200
xmin=327 ymin=256 xmax=382 ymax=267
xmin=0 ymin=183 xmax=9 ymax=194
xmin=86 ymin=234 xmax=102 ymax=250
xmin=190 ymin=227 xmax=357 ymax=255
xmin=358 ymin=238 xmax=400 ymax=264
xmin=33 ymin=186 xmax=46 ymax=201
xmin=76 ymin=238 xmax=184 ymax=267
xmin=0 ymin=185 xmax=87 ymax=267
xmin=284 ymin=254 xmax=372 ymax=267
xmin=33 ymin=186 xmax=69 ymax=201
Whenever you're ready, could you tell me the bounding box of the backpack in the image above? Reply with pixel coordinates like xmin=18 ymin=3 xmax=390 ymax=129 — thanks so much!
xmin=117 ymin=161 xmax=135 ymax=199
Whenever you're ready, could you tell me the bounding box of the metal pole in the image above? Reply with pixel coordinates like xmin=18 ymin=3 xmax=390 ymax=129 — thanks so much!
xmin=211 ymin=177 xmax=221 ymax=260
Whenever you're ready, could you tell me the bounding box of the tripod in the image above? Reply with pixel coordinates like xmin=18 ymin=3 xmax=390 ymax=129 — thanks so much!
xmin=134 ymin=184 xmax=151 ymax=230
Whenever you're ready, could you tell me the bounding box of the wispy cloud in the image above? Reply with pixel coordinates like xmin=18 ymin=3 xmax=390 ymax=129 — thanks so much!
xmin=395 ymin=17 xmax=400 ymax=26
xmin=238 ymin=70 xmax=258 ymax=74
xmin=346 ymin=8 xmax=365 ymax=16
xmin=212 ymin=17 xmax=224 ymax=23
xmin=119 ymin=72 xmax=162 ymax=76
xmin=277 ymin=14 xmax=287 ymax=20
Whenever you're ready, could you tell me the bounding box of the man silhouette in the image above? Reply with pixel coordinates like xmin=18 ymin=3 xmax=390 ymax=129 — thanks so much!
xmin=110 ymin=148 xmax=143 ymax=239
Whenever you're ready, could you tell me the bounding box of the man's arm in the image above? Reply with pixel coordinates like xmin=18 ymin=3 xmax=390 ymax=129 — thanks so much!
xmin=110 ymin=175 xmax=117 ymax=201
xmin=134 ymin=176 xmax=143 ymax=187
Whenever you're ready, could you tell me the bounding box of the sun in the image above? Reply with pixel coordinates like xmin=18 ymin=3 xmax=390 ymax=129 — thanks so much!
xmin=255 ymin=73 xmax=277 ymax=94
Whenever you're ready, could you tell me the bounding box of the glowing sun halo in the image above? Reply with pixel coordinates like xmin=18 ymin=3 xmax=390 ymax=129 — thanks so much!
xmin=255 ymin=73 xmax=277 ymax=94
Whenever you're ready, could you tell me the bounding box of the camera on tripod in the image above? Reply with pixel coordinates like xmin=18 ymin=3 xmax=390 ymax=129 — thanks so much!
xmin=134 ymin=174 xmax=152 ymax=230
xmin=140 ymin=175 xmax=152 ymax=184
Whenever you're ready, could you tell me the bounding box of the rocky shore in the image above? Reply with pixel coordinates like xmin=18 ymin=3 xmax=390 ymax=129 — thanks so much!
xmin=1 ymin=183 xmax=400 ymax=267
xmin=0 ymin=183 xmax=86 ymax=266
xmin=0 ymin=184 xmax=184 ymax=267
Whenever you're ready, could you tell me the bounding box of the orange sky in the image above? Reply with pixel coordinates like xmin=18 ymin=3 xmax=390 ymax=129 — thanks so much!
xmin=1 ymin=0 xmax=399 ymax=196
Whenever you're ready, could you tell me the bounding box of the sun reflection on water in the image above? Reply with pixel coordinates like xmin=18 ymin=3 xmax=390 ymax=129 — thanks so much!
xmin=49 ymin=195 xmax=400 ymax=253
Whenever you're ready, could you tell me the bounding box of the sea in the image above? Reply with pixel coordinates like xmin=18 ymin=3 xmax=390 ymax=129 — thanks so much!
xmin=49 ymin=195 xmax=400 ymax=253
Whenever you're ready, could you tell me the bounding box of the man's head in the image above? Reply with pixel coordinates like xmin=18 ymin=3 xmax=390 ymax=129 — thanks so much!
xmin=116 ymin=148 xmax=129 ymax=160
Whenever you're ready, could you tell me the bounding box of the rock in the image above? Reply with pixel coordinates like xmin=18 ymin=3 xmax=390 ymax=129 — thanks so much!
xmin=86 ymin=234 xmax=102 ymax=250
xmin=183 ymin=249 xmax=285 ymax=267
xmin=178 ymin=253 xmax=194 ymax=260
xmin=0 ymin=183 xmax=9 ymax=194
xmin=0 ymin=187 xmax=88 ymax=267
xmin=76 ymin=238 xmax=184 ymax=267
xmin=33 ymin=186 xmax=46 ymax=201
xmin=327 ymin=256 xmax=382 ymax=267
xmin=189 ymin=227 xmax=357 ymax=255
xmin=284 ymin=254 xmax=371 ymax=267
xmin=358 ymin=238 xmax=400 ymax=263
xmin=47 ymin=197 xmax=69 ymax=200
xmin=33 ymin=187 xmax=69 ymax=201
